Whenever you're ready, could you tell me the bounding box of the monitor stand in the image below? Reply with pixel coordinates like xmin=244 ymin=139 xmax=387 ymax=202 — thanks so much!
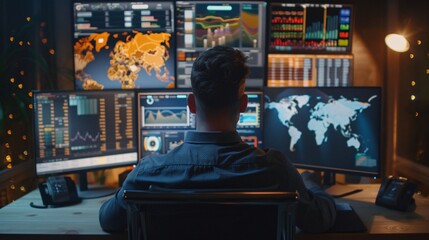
xmin=77 ymin=172 xmax=117 ymax=199
xmin=322 ymin=172 xmax=363 ymax=198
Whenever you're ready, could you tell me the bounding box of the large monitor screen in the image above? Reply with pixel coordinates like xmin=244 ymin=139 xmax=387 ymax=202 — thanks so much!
xmin=138 ymin=90 xmax=196 ymax=158
xmin=73 ymin=1 xmax=175 ymax=90
xmin=263 ymin=87 xmax=381 ymax=176
xmin=267 ymin=54 xmax=353 ymax=87
xmin=138 ymin=89 xmax=264 ymax=158
xmin=269 ymin=2 xmax=353 ymax=53
xmin=33 ymin=90 xmax=138 ymax=176
xmin=176 ymin=1 xmax=267 ymax=88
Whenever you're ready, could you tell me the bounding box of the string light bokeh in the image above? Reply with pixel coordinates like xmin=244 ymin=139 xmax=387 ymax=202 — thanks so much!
xmin=1 ymin=12 xmax=56 ymax=206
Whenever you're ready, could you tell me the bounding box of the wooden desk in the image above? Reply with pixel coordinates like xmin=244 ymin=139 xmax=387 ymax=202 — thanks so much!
xmin=297 ymin=184 xmax=429 ymax=240
xmin=0 ymin=184 xmax=428 ymax=240
xmin=0 ymin=190 xmax=126 ymax=240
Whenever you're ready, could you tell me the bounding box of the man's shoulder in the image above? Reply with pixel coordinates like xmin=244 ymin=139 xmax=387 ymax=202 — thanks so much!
xmin=258 ymin=148 xmax=296 ymax=170
xmin=137 ymin=145 xmax=187 ymax=169
xmin=261 ymin=148 xmax=287 ymax=160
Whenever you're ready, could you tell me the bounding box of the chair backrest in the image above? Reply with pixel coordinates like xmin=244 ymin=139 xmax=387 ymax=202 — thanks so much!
xmin=124 ymin=189 xmax=298 ymax=240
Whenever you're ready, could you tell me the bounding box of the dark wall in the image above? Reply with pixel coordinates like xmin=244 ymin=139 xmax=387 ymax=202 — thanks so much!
xmin=352 ymin=0 xmax=387 ymax=86
xmin=52 ymin=0 xmax=74 ymax=90
xmin=397 ymin=0 xmax=429 ymax=166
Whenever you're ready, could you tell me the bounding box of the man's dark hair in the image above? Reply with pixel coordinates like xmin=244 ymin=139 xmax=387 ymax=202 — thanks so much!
xmin=191 ymin=46 xmax=249 ymax=112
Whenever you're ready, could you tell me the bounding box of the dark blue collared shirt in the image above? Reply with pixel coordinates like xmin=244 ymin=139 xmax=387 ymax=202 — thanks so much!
xmin=99 ymin=131 xmax=336 ymax=233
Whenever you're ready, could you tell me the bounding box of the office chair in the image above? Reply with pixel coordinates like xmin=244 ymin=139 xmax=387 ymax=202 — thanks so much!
xmin=124 ymin=189 xmax=298 ymax=240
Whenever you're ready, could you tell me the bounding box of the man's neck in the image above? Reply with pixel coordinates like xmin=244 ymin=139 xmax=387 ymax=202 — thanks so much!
xmin=195 ymin=115 xmax=237 ymax=132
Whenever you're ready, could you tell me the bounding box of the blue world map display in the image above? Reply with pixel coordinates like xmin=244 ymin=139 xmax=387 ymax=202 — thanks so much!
xmin=263 ymin=87 xmax=381 ymax=176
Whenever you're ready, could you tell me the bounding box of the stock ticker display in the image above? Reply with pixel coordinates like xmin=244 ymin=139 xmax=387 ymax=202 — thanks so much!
xmin=33 ymin=91 xmax=137 ymax=175
xmin=73 ymin=2 xmax=176 ymax=90
xmin=267 ymin=54 xmax=353 ymax=87
xmin=176 ymin=1 xmax=266 ymax=88
xmin=269 ymin=3 xmax=352 ymax=53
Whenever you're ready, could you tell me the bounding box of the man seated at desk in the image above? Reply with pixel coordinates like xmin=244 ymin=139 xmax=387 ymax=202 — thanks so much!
xmin=99 ymin=46 xmax=336 ymax=234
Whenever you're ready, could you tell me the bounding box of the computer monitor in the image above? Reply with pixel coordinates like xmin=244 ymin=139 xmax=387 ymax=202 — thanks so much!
xmin=138 ymin=89 xmax=264 ymax=158
xmin=269 ymin=2 xmax=353 ymax=53
xmin=237 ymin=90 xmax=264 ymax=148
xmin=175 ymin=1 xmax=267 ymax=88
xmin=267 ymin=54 xmax=353 ymax=87
xmin=138 ymin=89 xmax=196 ymax=158
xmin=73 ymin=1 xmax=175 ymax=90
xmin=263 ymin=87 xmax=381 ymax=178
xmin=33 ymin=90 xmax=138 ymax=197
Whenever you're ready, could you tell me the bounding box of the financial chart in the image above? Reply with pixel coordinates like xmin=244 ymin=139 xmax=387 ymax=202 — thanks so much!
xmin=267 ymin=54 xmax=353 ymax=87
xmin=269 ymin=3 xmax=352 ymax=53
xmin=33 ymin=91 xmax=137 ymax=175
xmin=138 ymin=91 xmax=195 ymax=157
xmin=237 ymin=91 xmax=263 ymax=148
xmin=144 ymin=106 xmax=189 ymax=127
xmin=176 ymin=1 xmax=266 ymax=88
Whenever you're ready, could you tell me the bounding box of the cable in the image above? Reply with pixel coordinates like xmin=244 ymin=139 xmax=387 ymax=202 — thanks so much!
xmin=29 ymin=202 xmax=48 ymax=209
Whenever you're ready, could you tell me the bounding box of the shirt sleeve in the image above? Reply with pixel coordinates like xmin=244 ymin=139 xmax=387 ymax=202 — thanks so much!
xmin=295 ymin=188 xmax=337 ymax=233
xmin=99 ymin=164 xmax=141 ymax=233
xmin=98 ymin=189 xmax=128 ymax=233
xmin=266 ymin=149 xmax=337 ymax=233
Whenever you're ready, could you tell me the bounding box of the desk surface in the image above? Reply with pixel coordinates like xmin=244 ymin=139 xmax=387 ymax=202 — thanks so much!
xmin=298 ymin=184 xmax=429 ymax=240
xmin=0 ymin=184 xmax=428 ymax=240
xmin=0 ymin=189 xmax=122 ymax=240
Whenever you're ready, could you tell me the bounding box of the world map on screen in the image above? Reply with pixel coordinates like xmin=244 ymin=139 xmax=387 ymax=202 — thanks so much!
xmin=74 ymin=31 xmax=174 ymax=90
xmin=265 ymin=94 xmax=378 ymax=168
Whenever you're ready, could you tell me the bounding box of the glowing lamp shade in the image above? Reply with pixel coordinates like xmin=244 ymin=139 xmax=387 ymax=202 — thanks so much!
xmin=385 ymin=34 xmax=410 ymax=52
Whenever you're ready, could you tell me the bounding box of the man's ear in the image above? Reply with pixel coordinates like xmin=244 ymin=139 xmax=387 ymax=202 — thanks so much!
xmin=188 ymin=93 xmax=196 ymax=113
xmin=239 ymin=94 xmax=248 ymax=113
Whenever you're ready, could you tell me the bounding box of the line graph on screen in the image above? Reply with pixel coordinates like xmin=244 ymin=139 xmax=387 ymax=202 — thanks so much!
xmin=143 ymin=107 xmax=189 ymax=127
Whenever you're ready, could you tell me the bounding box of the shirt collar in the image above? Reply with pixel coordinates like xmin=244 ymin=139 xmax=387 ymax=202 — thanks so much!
xmin=185 ymin=131 xmax=243 ymax=144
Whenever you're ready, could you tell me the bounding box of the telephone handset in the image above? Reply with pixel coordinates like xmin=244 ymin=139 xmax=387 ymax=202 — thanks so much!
xmin=32 ymin=176 xmax=81 ymax=208
xmin=375 ymin=176 xmax=417 ymax=211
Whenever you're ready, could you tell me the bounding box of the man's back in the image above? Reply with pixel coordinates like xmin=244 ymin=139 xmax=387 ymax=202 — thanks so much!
xmin=100 ymin=131 xmax=336 ymax=233
xmin=131 ymin=131 xmax=295 ymax=190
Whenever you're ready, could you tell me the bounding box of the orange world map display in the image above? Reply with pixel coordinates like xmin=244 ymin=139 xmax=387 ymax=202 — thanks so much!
xmin=74 ymin=31 xmax=174 ymax=90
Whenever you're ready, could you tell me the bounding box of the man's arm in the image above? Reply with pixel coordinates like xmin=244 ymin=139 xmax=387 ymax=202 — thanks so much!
xmin=288 ymin=166 xmax=337 ymax=233
xmin=266 ymin=149 xmax=337 ymax=233
xmin=99 ymin=165 xmax=141 ymax=233
xmin=295 ymin=184 xmax=337 ymax=233
xmin=99 ymin=189 xmax=128 ymax=233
